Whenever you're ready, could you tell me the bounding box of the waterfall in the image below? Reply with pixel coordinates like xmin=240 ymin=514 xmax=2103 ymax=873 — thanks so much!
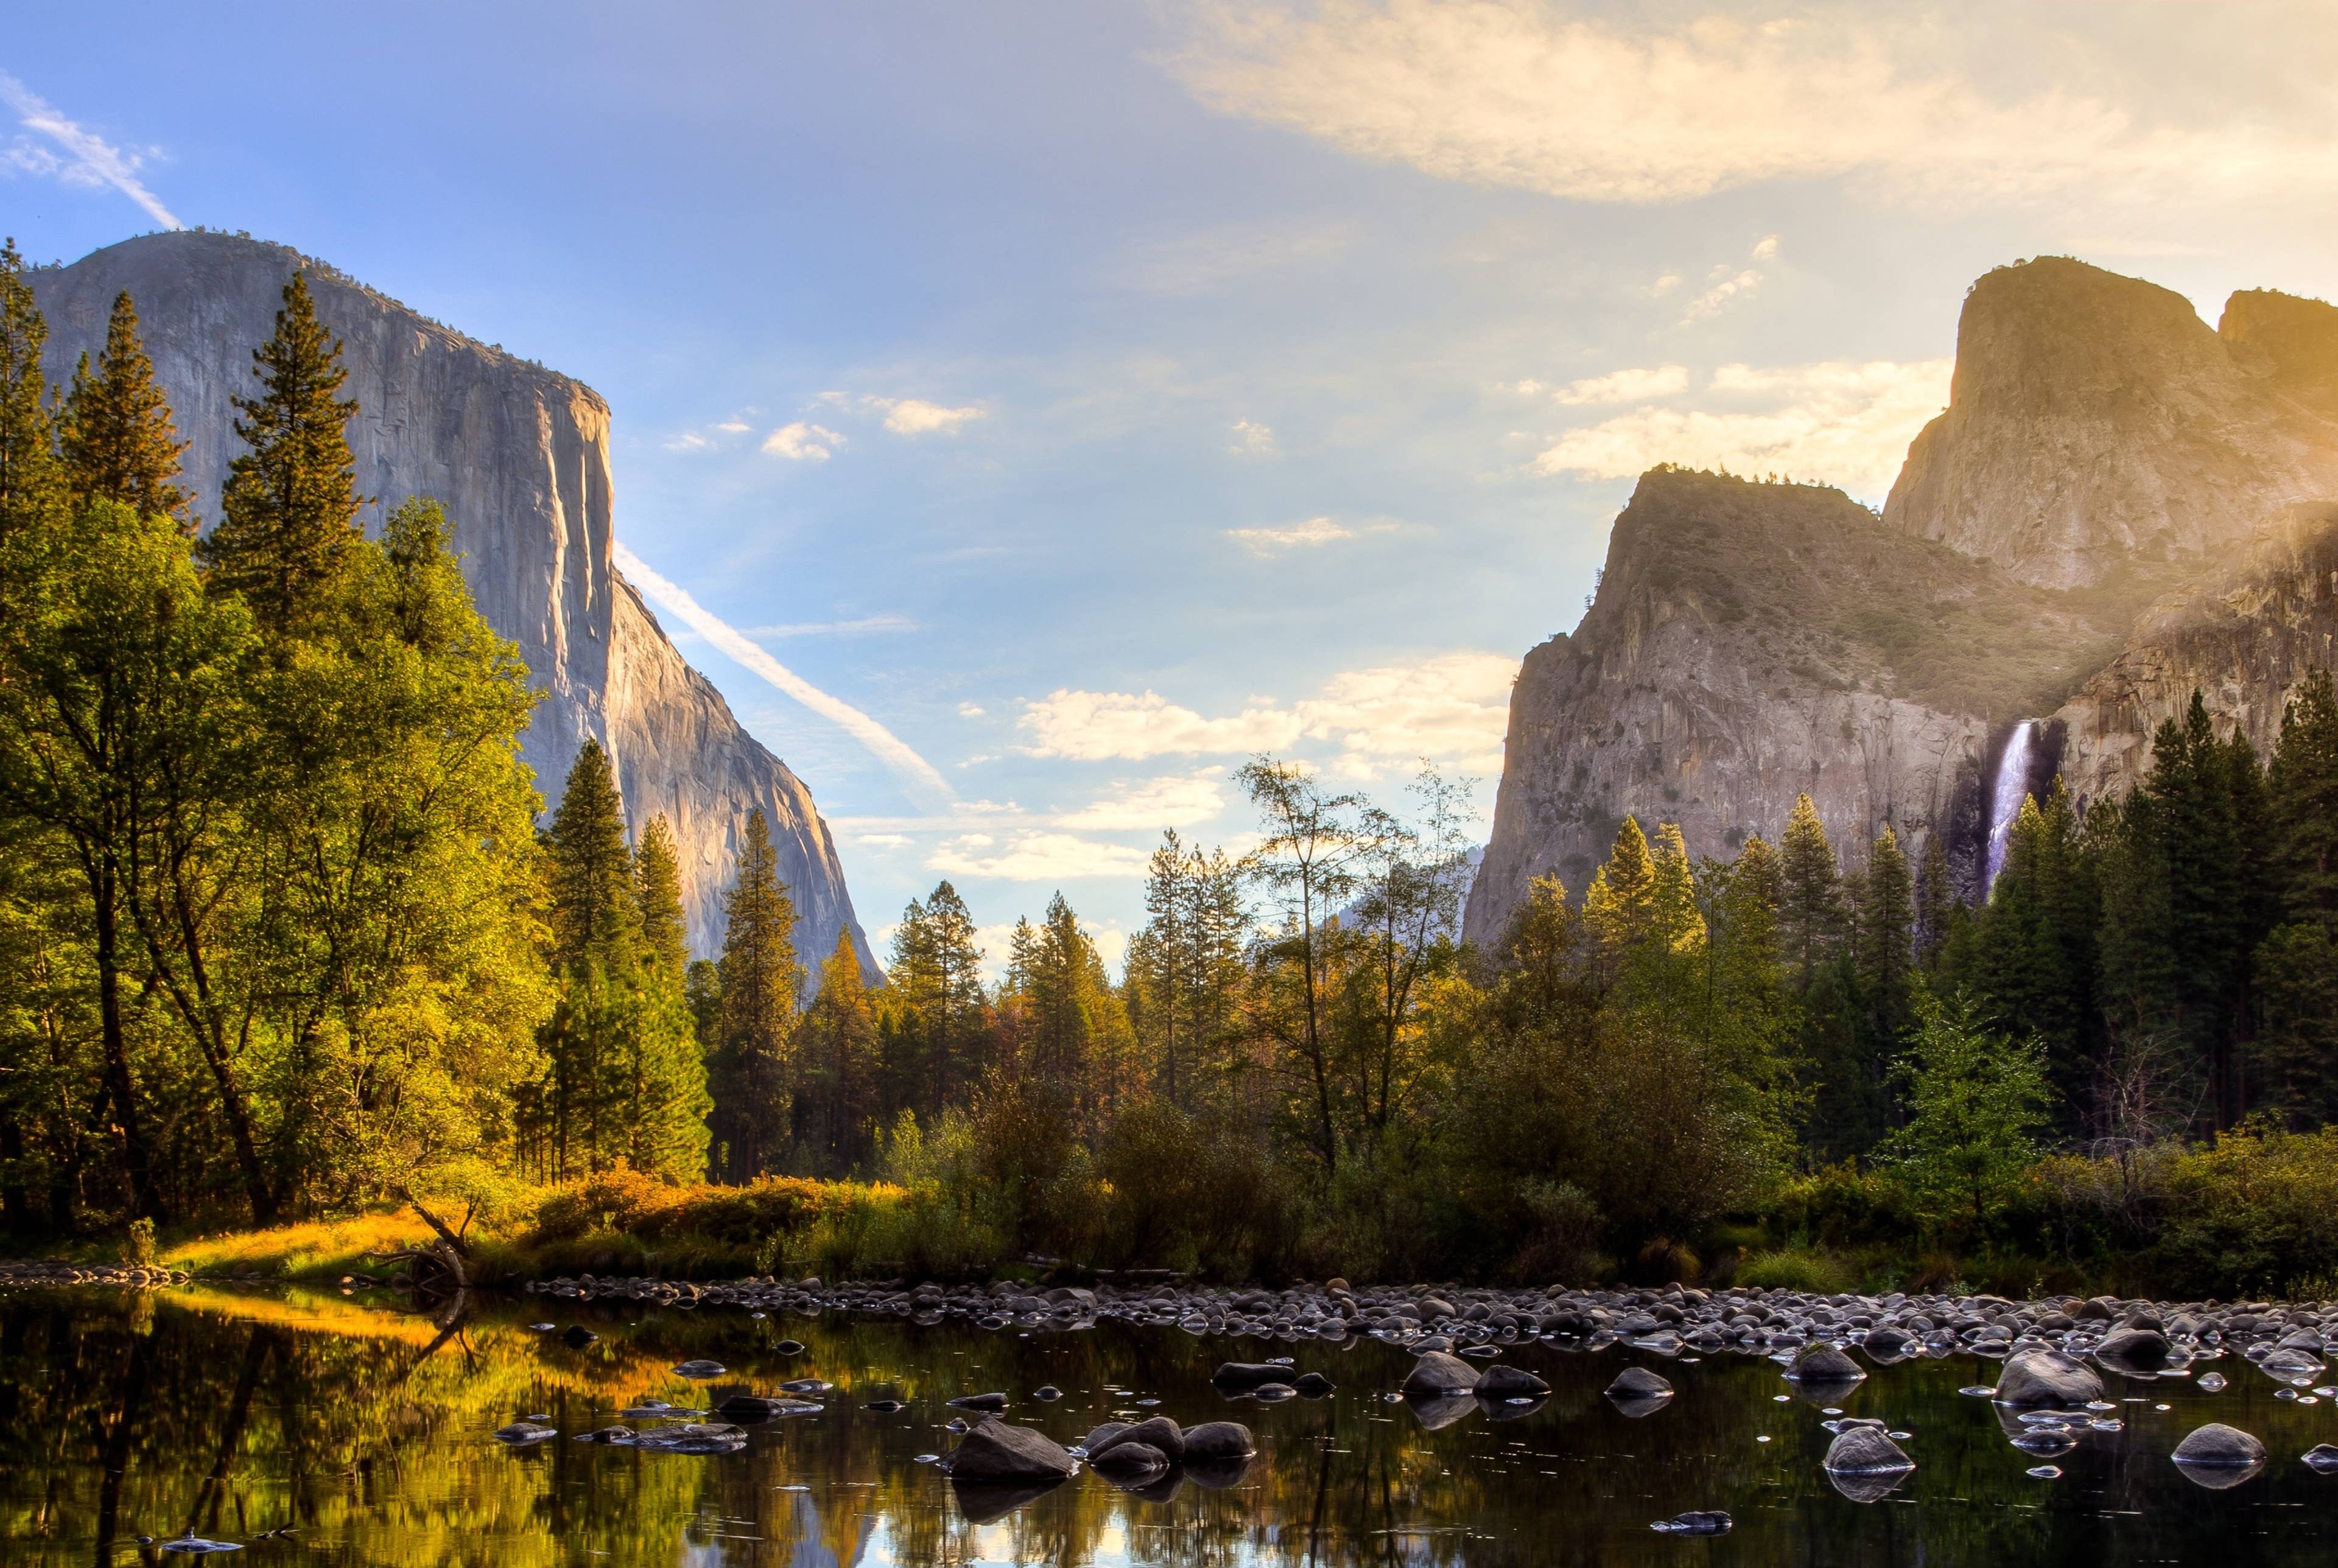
xmin=1984 ymin=721 xmax=2036 ymax=894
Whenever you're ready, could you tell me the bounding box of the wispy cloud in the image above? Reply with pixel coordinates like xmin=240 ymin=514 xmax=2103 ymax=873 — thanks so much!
xmin=613 ymin=542 xmax=953 ymax=804
xmin=764 ymin=421 xmax=844 ymax=462
xmin=0 ymin=72 xmax=179 ymax=228
xmin=1226 ymin=515 xmax=1353 ymax=554
xmin=1170 ymin=3 xmax=2338 ymax=211
xmin=819 ymin=391 xmax=985 ymax=436
xmin=1550 ymin=366 xmax=1690 ymax=405
xmin=1019 ymin=651 xmax=1515 ymax=779
xmin=1531 ymin=358 xmax=1953 ymax=499
xmin=1055 ymin=769 xmax=1229 ymax=831
xmin=930 ymin=831 xmax=1152 ymax=881
xmin=1230 ymin=417 xmax=1277 ymax=455
xmin=744 ymin=612 xmax=916 ymax=638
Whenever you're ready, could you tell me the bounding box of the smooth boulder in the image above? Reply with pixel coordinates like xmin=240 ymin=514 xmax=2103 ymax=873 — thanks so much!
xmin=1995 ymin=1349 xmax=2104 ymax=1409
xmin=1402 ymin=1351 xmax=1480 ymax=1396
xmin=2095 ymin=1328 xmax=2172 ymax=1370
xmin=1213 ymin=1362 xmax=1296 ymax=1391
xmin=943 ymin=1416 xmax=1078 ymax=1482
xmin=1825 ymin=1424 xmax=1914 ymax=1475
xmin=1789 ymin=1343 xmax=1866 ymax=1384
xmin=1606 ymin=1367 xmax=1673 ymax=1401
xmin=2172 ymin=1423 xmax=2266 ymax=1469
xmin=1089 ymin=1415 xmax=1184 ymax=1464
xmin=1475 ymin=1363 xmax=1551 ymax=1399
xmin=1182 ymin=1421 xmax=1256 ymax=1460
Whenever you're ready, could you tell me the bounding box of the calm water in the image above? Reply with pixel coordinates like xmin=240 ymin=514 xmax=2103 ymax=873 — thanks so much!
xmin=3 ymin=1285 xmax=2336 ymax=1565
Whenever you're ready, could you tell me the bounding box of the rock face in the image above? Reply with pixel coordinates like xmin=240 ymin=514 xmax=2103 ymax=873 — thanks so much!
xmin=2054 ymin=503 xmax=2338 ymax=811
xmin=31 ymin=233 xmax=869 ymax=965
xmin=1465 ymin=470 xmax=2140 ymax=943
xmin=1885 ymin=257 xmax=2338 ymax=589
xmin=1469 ymin=261 xmax=2338 ymax=946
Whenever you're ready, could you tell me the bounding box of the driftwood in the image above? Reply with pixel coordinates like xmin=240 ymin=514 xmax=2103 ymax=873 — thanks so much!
xmin=368 ymin=1239 xmax=467 ymax=1297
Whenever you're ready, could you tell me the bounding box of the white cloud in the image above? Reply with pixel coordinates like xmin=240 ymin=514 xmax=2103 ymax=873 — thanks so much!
xmin=957 ymin=701 xmax=986 ymax=718
xmin=1018 ymin=651 xmax=1516 ymax=779
xmin=1055 ymin=769 xmax=1229 ymax=831
xmin=0 ymin=73 xmax=179 ymax=228
xmin=1551 ymin=365 xmax=1690 ymax=405
xmin=745 ymin=612 xmax=916 ymax=638
xmin=614 ymin=543 xmax=954 ymax=804
xmin=858 ymin=833 xmax=911 ymax=848
xmin=1170 ymin=2 xmax=2338 ymax=211
xmin=1650 ymin=273 xmax=1683 ymax=298
xmin=1750 ymin=233 xmax=1781 ymax=261
xmin=930 ymin=832 xmax=1153 ymax=881
xmin=1230 ymin=417 xmax=1277 ymax=454
xmin=763 ymin=421 xmax=844 ymax=462
xmin=816 ymin=391 xmax=986 ymax=437
xmin=1681 ymin=267 xmax=1763 ymax=323
xmin=714 ymin=419 xmax=751 ymax=434
xmin=1227 ymin=515 xmax=1355 ymax=555
xmin=664 ymin=432 xmax=714 ymax=453
xmin=1531 ymin=357 xmax=1953 ymax=499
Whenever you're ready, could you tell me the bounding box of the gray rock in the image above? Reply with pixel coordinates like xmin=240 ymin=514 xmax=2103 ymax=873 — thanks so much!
xmin=1789 ymin=1343 xmax=1866 ymax=1384
xmin=2301 ymin=1443 xmax=2338 ymax=1474
xmin=1212 ymin=1362 xmax=1296 ymax=1390
xmin=1402 ymin=1351 xmax=1480 ymax=1395
xmin=1181 ymin=1421 xmax=1256 ymax=1460
xmin=2172 ymin=1423 xmax=2267 ymax=1468
xmin=1825 ymin=1426 xmax=1915 ymax=1475
xmin=1088 ymin=1440 xmax=1170 ymax=1476
xmin=671 ymin=1360 xmax=726 ymax=1379
xmin=943 ymin=1416 xmax=1078 ymax=1482
xmin=1605 ymin=1367 xmax=1674 ymax=1401
xmin=1475 ymin=1363 xmax=1551 ymax=1399
xmin=494 ymin=1421 xmax=556 ymax=1444
xmin=1996 ymin=1349 xmax=2105 ymax=1408
xmin=2095 ymin=1328 xmax=2172 ymax=1369
xmin=1089 ymin=1415 xmax=1184 ymax=1463
xmin=949 ymin=1391 xmax=1009 ymax=1412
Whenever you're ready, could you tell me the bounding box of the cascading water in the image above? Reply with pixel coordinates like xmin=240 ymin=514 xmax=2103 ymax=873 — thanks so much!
xmin=1984 ymin=721 xmax=2036 ymax=894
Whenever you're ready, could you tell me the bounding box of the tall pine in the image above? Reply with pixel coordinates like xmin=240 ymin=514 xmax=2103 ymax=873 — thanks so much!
xmin=202 ymin=271 xmax=362 ymax=631
xmin=709 ymin=809 xmax=799 ymax=1180
xmin=538 ymin=740 xmax=640 ymax=1175
xmin=57 ymin=291 xmax=189 ymax=527
xmin=0 ymin=239 xmax=60 ymax=544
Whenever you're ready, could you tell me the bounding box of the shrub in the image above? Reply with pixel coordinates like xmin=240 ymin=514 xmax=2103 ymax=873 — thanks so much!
xmin=1738 ymin=1245 xmax=1855 ymax=1293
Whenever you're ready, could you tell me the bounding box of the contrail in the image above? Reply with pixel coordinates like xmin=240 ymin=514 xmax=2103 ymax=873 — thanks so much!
xmin=0 ymin=73 xmax=181 ymax=229
xmin=613 ymin=542 xmax=954 ymax=805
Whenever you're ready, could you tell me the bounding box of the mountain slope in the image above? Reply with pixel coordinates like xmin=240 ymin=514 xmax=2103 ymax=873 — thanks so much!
xmin=32 ymin=231 xmax=871 ymax=967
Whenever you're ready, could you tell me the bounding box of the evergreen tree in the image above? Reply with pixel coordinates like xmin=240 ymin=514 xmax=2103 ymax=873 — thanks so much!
xmin=202 ymin=271 xmax=362 ymax=631
xmin=709 ymin=809 xmax=799 ymax=1180
xmin=794 ymin=931 xmax=880 ymax=1174
xmin=547 ymin=741 xmax=637 ymax=965
xmin=2270 ymin=670 xmax=2338 ymax=924
xmin=635 ymin=814 xmax=690 ymax=977
xmin=1915 ymin=829 xmax=1956 ymax=968
xmin=1778 ymin=794 xmax=1844 ymax=992
xmin=2252 ymin=671 xmax=2338 ymax=1127
xmin=57 ymin=291 xmax=189 ymax=527
xmin=1878 ymin=990 xmax=2052 ymax=1241
xmin=885 ymin=880 xmax=987 ymax=1112
xmin=0 ymin=239 xmax=60 ymax=546
xmin=1582 ymin=816 xmax=1657 ymax=975
xmin=1648 ymin=822 xmax=1705 ymax=953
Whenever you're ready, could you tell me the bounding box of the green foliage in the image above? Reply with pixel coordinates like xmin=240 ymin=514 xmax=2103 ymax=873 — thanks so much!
xmin=1878 ymin=990 xmax=2052 ymax=1237
xmin=708 ymin=810 xmax=799 ymax=1181
xmin=56 ymin=290 xmax=189 ymax=525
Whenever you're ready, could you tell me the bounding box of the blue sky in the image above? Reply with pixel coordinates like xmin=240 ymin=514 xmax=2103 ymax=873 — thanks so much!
xmin=10 ymin=1 xmax=2338 ymax=971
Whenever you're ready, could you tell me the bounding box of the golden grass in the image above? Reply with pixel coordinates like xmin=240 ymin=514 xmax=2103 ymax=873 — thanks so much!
xmin=164 ymin=1209 xmax=440 ymax=1281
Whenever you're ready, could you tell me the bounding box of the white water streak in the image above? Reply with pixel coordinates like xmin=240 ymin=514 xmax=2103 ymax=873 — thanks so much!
xmin=1984 ymin=721 xmax=2035 ymax=895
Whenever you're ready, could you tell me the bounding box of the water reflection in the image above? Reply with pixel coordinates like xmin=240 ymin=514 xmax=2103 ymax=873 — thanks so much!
xmin=0 ymin=1286 xmax=2334 ymax=1564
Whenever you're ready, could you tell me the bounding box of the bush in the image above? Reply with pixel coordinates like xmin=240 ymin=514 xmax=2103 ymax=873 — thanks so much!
xmin=1738 ymin=1245 xmax=1856 ymax=1293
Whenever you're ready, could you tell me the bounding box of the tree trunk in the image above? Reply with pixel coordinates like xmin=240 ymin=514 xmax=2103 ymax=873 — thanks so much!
xmin=89 ymin=866 xmax=162 ymax=1222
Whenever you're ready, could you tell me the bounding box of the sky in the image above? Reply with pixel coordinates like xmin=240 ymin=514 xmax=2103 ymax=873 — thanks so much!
xmin=9 ymin=0 xmax=2338 ymax=974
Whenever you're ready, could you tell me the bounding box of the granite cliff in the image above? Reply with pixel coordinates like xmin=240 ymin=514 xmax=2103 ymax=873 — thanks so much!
xmin=1469 ymin=260 xmax=2338 ymax=947
xmin=32 ymin=231 xmax=871 ymax=966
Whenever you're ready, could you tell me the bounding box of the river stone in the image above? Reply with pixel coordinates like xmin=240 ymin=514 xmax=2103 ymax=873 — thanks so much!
xmin=1080 ymin=1422 xmax=1128 ymax=1454
xmin=1293 ymin=1371 xmax=1336 ymax=1397
xmin=1213 ymin=1362 xmax=1297 ymax=1390
xmin=1090 ymin=1415 xmax=1184 ymax=1463
xmin=1475 ymin=1363 xmax=1551 ymax=1399
xmin=1789 ymin=1344 xmax=1866 ymax=1384
xmin=494 ymin=1421 xmax=557 ymax=1444
xmin=1402 ymin=1351 xmax=1480 ymax=1395
xmin=2096 ymin=1328 xmax=2172 ymax=1369
xmin=943 ymin=1416 xmax=1078 ymax=1482
xmin=716 ymin=1394 xmax=820 ymax=1420
xmin=1996 ymin=1349 xmax=2105 ymax=1408
xmin=2302 ymin=1444 xmax=2338 ymax=1474
xmin=1183 ymin=1420 xmax=1257 ymax=1459
xmin=1606 ymin=1367 xmax=1674 ymax=1400
xmin=1089 ymin=1440 xmax=1170 ymax=1477
xmin=559 ymin=1326 xmax=597 ymax=1349
xmin=1825 ymin=1426 xmax=1915 ymax=1474
xmin=1862 ymin=1326 xmax=1915 ymax=1358
xmin=2172 ymin=1423 xmax=2267 ymax=1468
xmin=949 ymin=1391 xmax=1009 ymax=1412
xmin=671 ymin=1359 xmax=726 ymax=1379
xmin=1651 ymin=1511 xmax=1733 ymax=1536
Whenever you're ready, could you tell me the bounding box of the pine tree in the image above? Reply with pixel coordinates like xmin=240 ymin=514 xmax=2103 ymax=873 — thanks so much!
xmin=1858 ymin=826 xmax=1917 ymax=1042
xmin=709 ymin=809 xmax=799 ymax=1180
xmin=0 ymin=238 xmax=60 ymax=543
xmin=1778 ymin=794 xmax=1843 ymax=992
xmin=2252 ymin=671 xmax=2338 ymax=1127
xmin=57 ymin=291 xmax=189 ymax=527
xmin=1583 ymin=816 xmax=1657 ymax=969
xmin=1648 ymin=822 xmax=1705 ymax=953
xmin=547 ymin=741 xmax=637 ymax=965
xmin=795 ymin=931 xmax=880 ymax=1174
xmin=1915 ymin=829 xmax=1956 ymax=968
xmin=2270 ymin=670 xmax=2338 ymax=925
xmin=538 ymin=740 xmax=641 ymax=1175
xmin=634 ymin=814 xmax=690 ymax=976
xmin=202 ymin=271 xmax=362 ymax=631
